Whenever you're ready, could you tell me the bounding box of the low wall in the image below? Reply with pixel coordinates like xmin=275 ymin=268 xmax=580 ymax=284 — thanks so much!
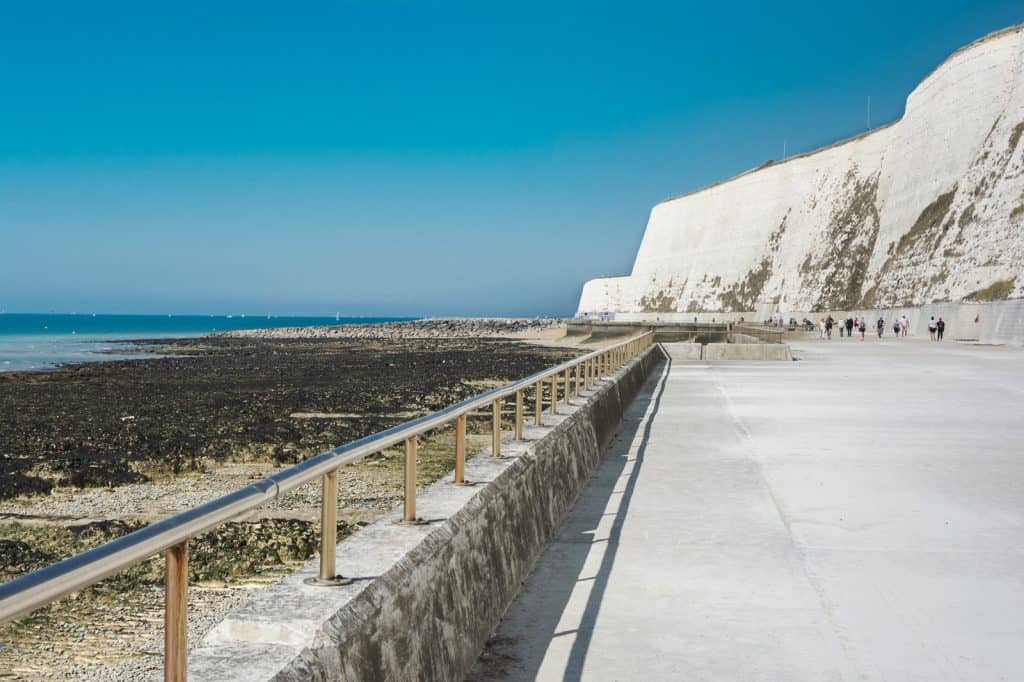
xmin=704 ymin=343 xmax=792 ymax=361
xmin=566 ymin=320 xmax=729 ymax=344
xmin=605 ymin=300 xmax=1024 ymax=346
xmin=186 ymin=346 xmax=664 ymax=681
xmin=661 ymin=342 xmax=702 ymax=361
xmin=661 ymin=342 xmax=791 ymax=362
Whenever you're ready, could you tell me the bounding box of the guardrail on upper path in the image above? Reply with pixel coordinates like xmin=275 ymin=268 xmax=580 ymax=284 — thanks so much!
xmin=0 ymin=331 xmax=655 ymax=681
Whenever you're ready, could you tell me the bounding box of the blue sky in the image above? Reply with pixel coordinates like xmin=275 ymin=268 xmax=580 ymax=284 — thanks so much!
xmin=2 ymin=1 xmax=1021 ymax=316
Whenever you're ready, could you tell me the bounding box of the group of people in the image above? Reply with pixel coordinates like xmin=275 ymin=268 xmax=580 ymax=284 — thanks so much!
xmin=818 ymin=314 xmax=946 ymax=340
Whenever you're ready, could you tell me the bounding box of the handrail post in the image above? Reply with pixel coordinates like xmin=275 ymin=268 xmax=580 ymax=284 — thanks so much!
xmin=550 ymin=374 xmax=558 ymax=415
xmin=491 ymin=398 xmax=501 ymax=458
xmin=403 ymin=436 xmax=417 ymax=522
xmin=319 ymin=470 xmax=338 ymax=580
xmin=164 ymin=541 xmax=187 ymax=682
xmin=454 ymin=414 xmax=466 ymax=484
xmin=563 ymin=368 xmax=570 ymax=405
xmin=514 ymin=390 xmax=524 ymax=440
xmin=574 ymin=364 xmax=580 ymax=397
xmin=534 ymin=380 xmax=543 ymax=425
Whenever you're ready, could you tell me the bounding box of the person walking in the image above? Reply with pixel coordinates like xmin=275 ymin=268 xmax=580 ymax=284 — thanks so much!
xmin=845 ymin=317 xmax=854 ymax=338
xmin=937 ymin=317 xmax=946 ymax=341
xmin=876 ymin=317 xmax=885 ymax=339
xmin=859 ymin=318 xmax=866 ymax=340
xmin=893 ymin=319 xmax=901 ymax=337
xmin=825 ymin=315 xmax=834 ymax=340
xmin=900 ymin=315 xmax=909 ymax=337
xmin=928 ymin=316 xmax=938 ymax=340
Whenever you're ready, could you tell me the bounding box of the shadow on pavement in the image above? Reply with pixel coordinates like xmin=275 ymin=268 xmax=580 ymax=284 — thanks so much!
xmin=470 ymin=354 xmax=672 ymax=681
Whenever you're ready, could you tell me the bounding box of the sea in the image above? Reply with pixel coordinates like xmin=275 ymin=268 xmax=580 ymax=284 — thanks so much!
xmin=0 ymin=313 xmax=414 ymax=372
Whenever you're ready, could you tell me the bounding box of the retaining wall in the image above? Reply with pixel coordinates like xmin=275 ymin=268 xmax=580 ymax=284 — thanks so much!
xmin=186 ymin=346 xmax=664 ymax=681
xmin=704 ymin=343 xmax=792 ymax=361
xmin=590 ymin=299 xmax=1024 ymax=346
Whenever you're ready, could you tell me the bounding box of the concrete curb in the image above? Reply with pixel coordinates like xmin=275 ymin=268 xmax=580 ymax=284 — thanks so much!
xmin=186 ymin=346 xmax=664 ymax=681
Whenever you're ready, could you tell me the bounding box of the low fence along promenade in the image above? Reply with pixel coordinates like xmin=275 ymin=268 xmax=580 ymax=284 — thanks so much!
xmin=0 ymin=333 xmax=656 ymax=681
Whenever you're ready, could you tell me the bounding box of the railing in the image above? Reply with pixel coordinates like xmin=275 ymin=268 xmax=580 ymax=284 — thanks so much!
xmin=0 ymin=331 xmax=656 ymax=681
xmin=731 ymin=324 xmax=784 ymax=344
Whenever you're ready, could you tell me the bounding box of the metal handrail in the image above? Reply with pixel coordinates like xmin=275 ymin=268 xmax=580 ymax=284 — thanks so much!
xmin=0 ymin=330 xmax=655 ymax=681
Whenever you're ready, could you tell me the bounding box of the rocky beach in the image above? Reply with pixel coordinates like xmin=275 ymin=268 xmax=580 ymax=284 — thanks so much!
xmin=0 ymin=321 xmax=577 ymax=679
xmin=218 ymin=317 xmax=564 ymax=340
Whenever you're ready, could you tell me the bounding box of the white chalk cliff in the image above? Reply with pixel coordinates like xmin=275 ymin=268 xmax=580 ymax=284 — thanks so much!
xmin=578 ymin=25 xmax=1024 ymax=316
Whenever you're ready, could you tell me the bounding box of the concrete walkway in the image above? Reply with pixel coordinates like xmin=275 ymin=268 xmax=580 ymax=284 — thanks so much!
xmin=472 ymin=339 xmax=1024 ymax=681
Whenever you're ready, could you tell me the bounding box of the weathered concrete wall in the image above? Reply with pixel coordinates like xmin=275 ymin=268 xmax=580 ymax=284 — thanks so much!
xmin=186 ymin=347 xmax=664 ymax=681
xmin=579 ymin=25 xmax=1024 ymax=318
xmin=704 ymin=343 xmax=793 ymax=361
xmin=580 ymin=298 xmax=1024 ymax=346
xmin=782 ymin=299 xmax=1024 ymax=344
xmin=661 ymin=342 xmax=702 ymax=361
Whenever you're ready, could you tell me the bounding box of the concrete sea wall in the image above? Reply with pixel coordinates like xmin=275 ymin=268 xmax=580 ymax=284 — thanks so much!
xmin=604 ymin=298 xmax=1024 ymax=346
xmin=579 ymin=25 xmax=1024 ymax=320
xmin=186 ymin=347 xmax=664 ymax=681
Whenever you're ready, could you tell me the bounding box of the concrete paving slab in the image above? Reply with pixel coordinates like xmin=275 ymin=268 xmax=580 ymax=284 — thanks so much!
xmin=472 ymin=338 xmax=1024 ymax=681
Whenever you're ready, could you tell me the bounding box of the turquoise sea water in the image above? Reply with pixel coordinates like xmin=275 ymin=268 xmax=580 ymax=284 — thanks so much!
xmin=0 ymin=313 xmax=414 ymax=372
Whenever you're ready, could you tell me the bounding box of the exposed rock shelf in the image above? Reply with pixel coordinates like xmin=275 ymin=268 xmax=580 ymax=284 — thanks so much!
xmin=217 ymin=317 xmax=561 ymax=340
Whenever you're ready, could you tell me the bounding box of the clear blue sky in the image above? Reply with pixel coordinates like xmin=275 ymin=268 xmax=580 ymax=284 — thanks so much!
xmin=2 ymin=1 xmax=1021 ymax=316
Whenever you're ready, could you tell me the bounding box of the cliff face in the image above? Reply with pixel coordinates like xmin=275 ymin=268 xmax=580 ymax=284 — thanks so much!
xmin=579 ymin=26 xmax=1024 ymax=316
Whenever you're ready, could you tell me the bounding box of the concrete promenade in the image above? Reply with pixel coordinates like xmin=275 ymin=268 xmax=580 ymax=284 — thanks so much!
xmin=473 ymin=338 xmax=1024 ymax=681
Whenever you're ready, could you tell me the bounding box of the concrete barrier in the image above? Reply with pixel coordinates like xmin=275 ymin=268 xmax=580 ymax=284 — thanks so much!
xmin=661 ymin=342 xmax=702 ymax=361
xmin=185 ymin=346 xmax=665 ymax=681
xmin=704 ymin=343 xmax=792 ymax=361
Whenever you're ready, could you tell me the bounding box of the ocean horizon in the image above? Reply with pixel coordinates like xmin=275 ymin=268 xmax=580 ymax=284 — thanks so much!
xmin=0 ymin=313 xmax=416 ymax=372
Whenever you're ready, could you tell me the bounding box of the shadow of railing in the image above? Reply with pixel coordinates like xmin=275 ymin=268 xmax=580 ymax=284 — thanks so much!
xmin=479 ymin=353 xmax=671 ymax=680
